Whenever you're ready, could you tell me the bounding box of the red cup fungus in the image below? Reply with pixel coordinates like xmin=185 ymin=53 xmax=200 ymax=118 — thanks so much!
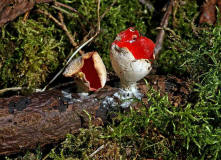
xmin=110 ymin=27 xmax=155 ymax=88
xmin=63 ymin=52 xmax=107 ymax=92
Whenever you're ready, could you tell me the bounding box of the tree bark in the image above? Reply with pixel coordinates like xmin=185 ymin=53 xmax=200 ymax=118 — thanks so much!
xmin=0 ymin=85 xmax=117 ymax=155
xmin=0 ymin=75 xmax=191 ymax=155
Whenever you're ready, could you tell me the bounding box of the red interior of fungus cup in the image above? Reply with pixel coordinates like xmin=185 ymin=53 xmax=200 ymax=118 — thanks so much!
xmin=81 ymin=57 xmax=102 ymax=91
xmin=115 ymin=36 xmax=155 ymax=60
xmin=117 ymin=27 xmax=140 ymax=42
xmin=114 ymin=28 xmax=155 ymax=60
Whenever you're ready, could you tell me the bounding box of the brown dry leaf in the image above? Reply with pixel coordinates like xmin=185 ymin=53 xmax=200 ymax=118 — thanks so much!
xmin=199 ymin=0 xmax=220 ymax=24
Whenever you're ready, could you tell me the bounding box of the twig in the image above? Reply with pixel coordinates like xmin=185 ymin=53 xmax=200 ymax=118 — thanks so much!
xmin=97 ymin=0 xmax=101 ymax=32
xmin=58 ymin=11 xmax=84 ymax=54
xmin=42 ymin=18 xmax=100 ymax=91
xmin=54 ymin=2 xmax=80 ymax=14
xmin=23 ymin=11 xmax=30 ymax=22
xmin=191 ymin=12 xmax=200 ymax=35
xmin=58 ymin=12 xmax=64 ymax=24
xmin=79 ymin=0 xmax=105 ymax=45
xmin=52 ymin=5 xmax=74 ymax=17
xmin=89 ymin=144 xmax=106 ymax=158
xmin=51 ymin=5 xmax=88 ymax=34
xmin=36 ymin=9 xmax=61 ymax=25
xmin=0 ymin=87 xmax=49 ymax=94
xmin=100 ymin=0 xmax=117 ymax=21
xmin=36 ymin=9 xmax=84 ymax=55
xmin=154 ymin=0 xmax=174 ymax=59
xmin=172 ymin=0 xmax=178 ymax=27
xmin=48 ymin=81 xmax=75 ymax=90
xmin=0 ymin=87 xmax=22 ymax=94
xmin=54 ymin=1 xmax=93 ymax=27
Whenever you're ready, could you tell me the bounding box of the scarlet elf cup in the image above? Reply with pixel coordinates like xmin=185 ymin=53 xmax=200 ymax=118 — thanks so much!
xmin=63 ymin=52 xmax=107 ymax=92
xmin=110 ymin=27 xmax=155 ymax=88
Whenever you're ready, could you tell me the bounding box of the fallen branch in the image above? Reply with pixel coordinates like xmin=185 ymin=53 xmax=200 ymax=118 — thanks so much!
xmin=0 ymin=75 xmax=191 ymax=156
xmin=153 ymin=0 xmax=174 ymax=59
xmin=89 ymin=144 xmax=106 ymax=158
xmin=0 ymin=88 xmax=109 ymax=155
xmin=0 ymin=87 xmax=22 ymax=95
xmin=0 ymin=83 xmax=120 ymax=155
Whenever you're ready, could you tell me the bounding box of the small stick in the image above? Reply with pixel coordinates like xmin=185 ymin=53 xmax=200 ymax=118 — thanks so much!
xmin=89 ymin=144 xmax=106 ymax=158
xmin=54 ymin=1 xmax=94 ymax=29
xmin=97 ymin=0 xmax=101 ymax=32
xmin=0 ymin=87 xmax=22 ymax=94
xmin=0 ymin=87 xmax=44 ymax=94
xmin=80 ymin=0 xmax=111 ymax=44
xmin=23 ymin=11 xmax=30 ymax=22
xmin=59 ymin=11 xmax=84 ymax=55
xmin=51 ymin=5 xmax=88 ymax=33
xmin=100 ymin=0 xmax=117 ymax=21
xmin=36 ymin=9 xmax=84 ymax=55
xmin=36 ymin=9 xmax=61 ymax=25
xmin=154 ymin=0 xmax=174 ymax=59
xmin=54 ymin=2 xmax=80 ymax=14
xmin=48 ymin=81 xmax=75 ymax=90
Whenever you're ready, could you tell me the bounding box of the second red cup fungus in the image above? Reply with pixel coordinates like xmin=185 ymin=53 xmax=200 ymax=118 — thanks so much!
xmin=63 ymin=52 xmax=107 ymax=92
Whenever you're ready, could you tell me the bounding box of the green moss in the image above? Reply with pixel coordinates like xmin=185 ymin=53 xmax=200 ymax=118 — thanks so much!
xmin=0 ymin=18 xmax=65 ymax=89
xmin=157 ymin=0 xmax=199 ymax=76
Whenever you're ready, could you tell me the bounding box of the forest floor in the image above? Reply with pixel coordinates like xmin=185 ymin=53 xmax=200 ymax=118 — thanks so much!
xmin=1 ymin=0 xmax=221 ymax=159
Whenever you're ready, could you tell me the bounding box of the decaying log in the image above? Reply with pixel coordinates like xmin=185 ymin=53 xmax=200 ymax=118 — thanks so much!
xmin=0 ymin=75 xmax=191 ymax=156
xmin=0 ymin=86 xmax=117 ymax=155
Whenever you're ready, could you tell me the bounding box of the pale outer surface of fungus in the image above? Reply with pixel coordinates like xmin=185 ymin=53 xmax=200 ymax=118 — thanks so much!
xmin=63 ymin=52 xmax=107 ymax=91
xmin=110 ymin=27 xmax=154 ymax=88
xmin=92 ymin=52 xmax=107 ymax=88
xmin=110 ymin=44 xmax=152 ymax=88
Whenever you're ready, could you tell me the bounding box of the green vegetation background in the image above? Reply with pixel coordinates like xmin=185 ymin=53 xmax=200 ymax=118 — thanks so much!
xmin=1 ymin=0 xmax=221 ymax=159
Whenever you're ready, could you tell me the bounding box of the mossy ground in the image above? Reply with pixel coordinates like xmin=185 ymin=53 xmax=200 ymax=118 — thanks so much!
xmin=2 ymin=0 xmax=221 ymax=159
